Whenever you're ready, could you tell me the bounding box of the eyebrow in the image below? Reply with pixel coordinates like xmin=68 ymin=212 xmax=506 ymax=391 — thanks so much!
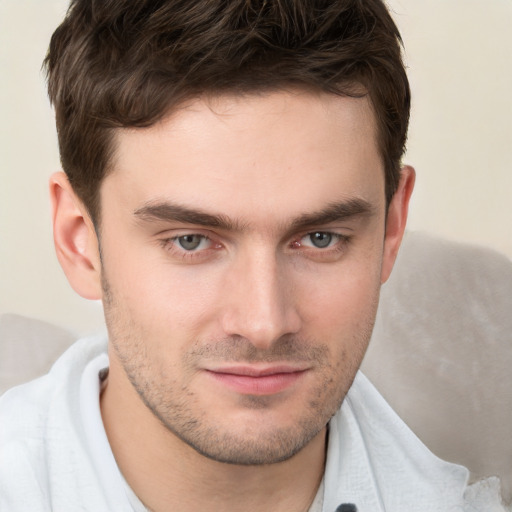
xmin=133 ymin=198 xmax=375 ymax=232
xmin=289 ymin=198 xmax=375 ymax=231
xmin=134 ymin=202 xmax=245 ymax=231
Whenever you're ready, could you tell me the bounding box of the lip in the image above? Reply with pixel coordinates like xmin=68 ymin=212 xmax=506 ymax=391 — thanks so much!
xmin=204 ymin=365 xmax=308 ymax=395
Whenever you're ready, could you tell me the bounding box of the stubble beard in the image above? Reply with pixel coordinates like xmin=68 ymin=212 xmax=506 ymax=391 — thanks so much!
xmin=102 ymin=276 xmax=374 ymax=466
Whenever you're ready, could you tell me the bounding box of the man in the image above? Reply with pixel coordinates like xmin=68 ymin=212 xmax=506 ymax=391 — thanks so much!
xmin=0 ymin=1 xmax=506 ymax=511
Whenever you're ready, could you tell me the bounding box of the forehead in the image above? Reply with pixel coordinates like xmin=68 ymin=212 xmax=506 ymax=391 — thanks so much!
xmin=104 ymin=90 xmax=384 ymax=223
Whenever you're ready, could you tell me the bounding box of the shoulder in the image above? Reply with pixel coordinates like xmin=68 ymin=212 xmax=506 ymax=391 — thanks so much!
xmin=0 ymin=336 xmax=108 ymax=509
xmin=323 ymin=372 xmax=508 ymax=512
xmin=0 ymin=336 xmax=108 ymax=436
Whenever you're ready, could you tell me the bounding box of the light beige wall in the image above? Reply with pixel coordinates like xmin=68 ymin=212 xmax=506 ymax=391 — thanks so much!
xmin=1 ymin=0 xmax=511 ymax=335
xmin=388 ymin=0 xmax=512 ymax=257
xmin=0 ymin=0 xmax=104 ymax=334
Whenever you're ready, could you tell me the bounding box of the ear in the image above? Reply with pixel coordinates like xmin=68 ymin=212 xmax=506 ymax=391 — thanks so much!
xmin=380 ymin=165 xmax=415 ymax=284
xmin=49 ymin=172 xmax=103 ymax=300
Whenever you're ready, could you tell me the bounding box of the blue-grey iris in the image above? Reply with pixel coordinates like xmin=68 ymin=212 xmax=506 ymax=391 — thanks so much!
xmin=310 ymin=232 xmax=332 ymax=248
xmin=178 ymin=235 xmax=202 ymax=250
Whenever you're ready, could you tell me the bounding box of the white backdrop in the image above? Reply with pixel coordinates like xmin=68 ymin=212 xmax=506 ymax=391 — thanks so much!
xmin=1 ymin=0 xmax=511 ymax=334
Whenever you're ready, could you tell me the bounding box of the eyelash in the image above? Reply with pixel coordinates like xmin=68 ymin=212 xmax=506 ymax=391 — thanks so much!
xmin=159 ymin=231 xmax=351 ymax=263
xmin=291 ymin=232 xmax=352 ymax=262
xmin=159 ymin=234 xmax=219 ymax=262
xmin=294 ymin=232 xmax=348 ymax=249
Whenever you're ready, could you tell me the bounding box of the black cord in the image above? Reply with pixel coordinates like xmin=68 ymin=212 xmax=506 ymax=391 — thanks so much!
xmin=335 ymin=505 xmax=357 ymax=512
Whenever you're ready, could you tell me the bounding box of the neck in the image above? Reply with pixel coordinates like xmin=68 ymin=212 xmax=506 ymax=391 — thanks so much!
xmin=100 ymin=360 xmax=327 ymax=512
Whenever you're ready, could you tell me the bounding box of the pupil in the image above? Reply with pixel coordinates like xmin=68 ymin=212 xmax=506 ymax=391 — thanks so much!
xmin=179 ymin=235 xmax=201 ymax=250
xmin=311 ymin=232 xmax=332 ymax=248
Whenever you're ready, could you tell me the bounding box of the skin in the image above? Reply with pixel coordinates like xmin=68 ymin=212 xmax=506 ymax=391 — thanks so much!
xmin=50 ymin=90 xmax=414 ymax=512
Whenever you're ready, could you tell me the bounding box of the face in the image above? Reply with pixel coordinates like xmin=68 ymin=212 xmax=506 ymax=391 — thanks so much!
xmin=99 ymin=90 xmax=390 ymax=465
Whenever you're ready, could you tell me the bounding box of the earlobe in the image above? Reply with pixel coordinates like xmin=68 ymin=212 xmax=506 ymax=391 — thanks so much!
xmin=380 ymin=165 xmax=415 ymax=284
xmin=49 ymin=171 xmax=103 ymax=300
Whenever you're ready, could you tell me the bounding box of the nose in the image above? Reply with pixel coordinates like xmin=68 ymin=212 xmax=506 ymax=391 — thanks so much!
xmin=220 ymin=247 xmax=302 ymax=350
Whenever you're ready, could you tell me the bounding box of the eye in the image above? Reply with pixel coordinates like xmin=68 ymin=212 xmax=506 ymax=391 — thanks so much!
xmin=290 ymin=231 xmax=351 ymax=261
xmin=159 ymin=233 xmax=222 ymax=263
xmin=300 ymin=231 xmax=338 ymax=249
xmin=306 ymin=232 xmax=333 ymax=248
xmin=175 ymin=234 xmax=210 ymax=251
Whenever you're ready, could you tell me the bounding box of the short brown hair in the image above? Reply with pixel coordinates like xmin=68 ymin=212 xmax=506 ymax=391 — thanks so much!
xmin=45 ymin=0 xmax=410 ymax=224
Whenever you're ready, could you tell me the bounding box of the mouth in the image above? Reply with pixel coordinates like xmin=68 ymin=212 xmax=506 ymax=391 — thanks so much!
xmin=203 ymin=364 xmax=309 ymax=395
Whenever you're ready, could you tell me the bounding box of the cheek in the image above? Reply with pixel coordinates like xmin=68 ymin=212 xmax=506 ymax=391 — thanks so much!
xmin=299 ymin=261 xmax=381 ymax=325
xmin=295 ymin=256 xmax=382 ymax=364
xmin=103 ymin=248 xmax=225 ymax=338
